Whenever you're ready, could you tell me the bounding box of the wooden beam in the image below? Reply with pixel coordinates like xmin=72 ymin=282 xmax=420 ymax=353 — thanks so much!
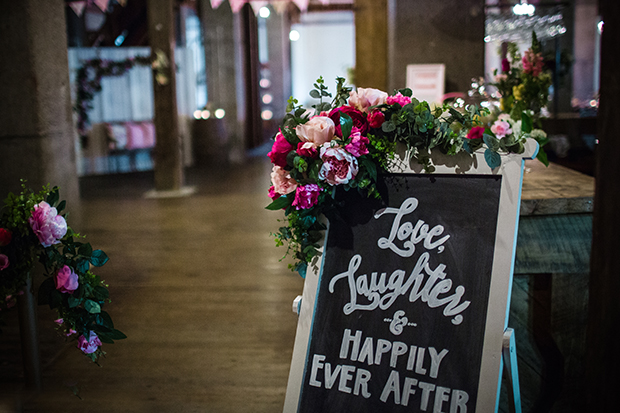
xmin=147 ymin=0 xmax=184 ymax=191
xmin=586 ymin=0 xmax=620 ymax=406
xmin=354 ymin=0 xmax=387 ymax=90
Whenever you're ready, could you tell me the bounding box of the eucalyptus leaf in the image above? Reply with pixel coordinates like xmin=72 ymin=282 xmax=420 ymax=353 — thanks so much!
xmin=68 ymin=295 xmax=81 ymax=308
xmin=309 ymin=89 xmax=320 ymax=99
xmin=382 ymin=121 xmax=396 ymax=133
xmin=85 ymin=299 xmax=101 ymax=314
xmin=484 ymin=149 xmax=502 ymax=169
xmin=90 ymin=250 xmax=109 ymax=267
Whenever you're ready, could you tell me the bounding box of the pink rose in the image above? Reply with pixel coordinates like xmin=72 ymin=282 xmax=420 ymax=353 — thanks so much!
xmin=319 ymin=145 xmax=359 ymax=185
xmin=522 ymin=49 xmax=544 ymax=77
xmin=348 ymin=87 xmax=388 ymax=113
xmin=78 ymin=332 xmax=102 ymax=354
xmin=490 ymin=120 xmax=512 ymax=138
xmin=297 ymin=142 xmax=319 ymax=158
xmin=28 ymin=201 xmax=67 ymax=247
xmin=292 ymin=184 xmax=322 ymax=210
xmin=270 ymin=165 xmax=297 ymax=195
xmin=0 ymin=254 xmax=9 ymax=271
xmin=368 ymin=110 xmax=385 ymax=129
xmin=0 ymin=228 xmax=11 ymax=246
xmin=386 ymin=92 xmax=412 ymax=107
xmin=345 ymin=130 xmax=370 ymax=157
xmin=328 ymin=106 xmax=369 ymax=137
xmin=295 ymin=116 xmax=335 ymax=147
xmin=494 ymin=74 xmax=508 ymax=82
xmin=267 ymin=131 xmax=295 ymax=168
xmin=466 ymin=126 xmax=485 ymax=140
xmin=55 ymin=265 xmax=78 ymax=293
xmin=268 ymin=186 xmax=280 ymax=200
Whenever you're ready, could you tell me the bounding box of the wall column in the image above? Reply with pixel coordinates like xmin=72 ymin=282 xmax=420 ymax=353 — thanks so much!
xmin=354 ymin=0 xmax=388 ymax=91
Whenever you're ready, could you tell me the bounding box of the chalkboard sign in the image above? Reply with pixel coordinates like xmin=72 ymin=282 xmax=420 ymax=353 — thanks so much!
xmin=284 ymin=143 xmax=537 ymax=413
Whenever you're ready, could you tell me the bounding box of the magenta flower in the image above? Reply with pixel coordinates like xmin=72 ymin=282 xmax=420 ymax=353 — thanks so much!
xmin=345 ymin=130 xmax=370 ymax=157
xmin=0 ymin=228 xmax=11 ymax=246
xmin=78 ymin=332 xmax=102 ymax=354
xmin=501 ymin=58 xmax=511 ymax=73
xmin=386 ymin=92 xmax=412 ymax=107
xmin=28 ymin=201 xmax=67 ymax=247
xmin=292 ymin=184 xmax=322 ymax=210
xmin=490 ymin=120 xmax=512 ymax=139
xmin=328 ymin=106 xmax=369 ymax=137
xmin=466 ymin=126 xmax=485 ymax=140
xmin=268 ymin=186 xmax=280 ymax=201
xmin=0 ymin=254 xmax=9 ymax=271
xmin=368 ymin=110 xmax=385 ymax=129
xmin=297 ymin=141 xmax=319 ymax=158
xmin=55 ymin=265 xmax=78 ymax=293
xmin=319 ymin=145 xmax=359 ymax=185
xmin=267 ymin=131 xmax=294 ymax=168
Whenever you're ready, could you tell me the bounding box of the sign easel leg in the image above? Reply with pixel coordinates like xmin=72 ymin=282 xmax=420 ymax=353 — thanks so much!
xmin=502 ymin=328 xmax=522 ymax=413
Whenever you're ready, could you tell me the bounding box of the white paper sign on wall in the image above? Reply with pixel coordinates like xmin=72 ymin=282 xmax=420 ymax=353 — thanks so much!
xmin=406 ymin=64 xmax=446 ymax=105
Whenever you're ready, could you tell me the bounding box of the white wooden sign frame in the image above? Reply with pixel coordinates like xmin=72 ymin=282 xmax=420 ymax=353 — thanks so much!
xmin=283 ymin=139 xmax=538 ymax=412
xmin=405 ymin=63 xmax=446 ymax=105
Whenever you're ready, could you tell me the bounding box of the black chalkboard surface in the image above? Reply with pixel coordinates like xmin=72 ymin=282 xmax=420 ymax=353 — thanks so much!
xmin=298 ymin=173 xmax=502 ymax=413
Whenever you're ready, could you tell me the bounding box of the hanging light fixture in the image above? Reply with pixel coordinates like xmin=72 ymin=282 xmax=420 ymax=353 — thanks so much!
xmin=513 ymin=0 xmax=535 ymax=16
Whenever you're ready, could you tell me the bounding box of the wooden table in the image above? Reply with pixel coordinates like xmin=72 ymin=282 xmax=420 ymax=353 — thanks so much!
xmin=507 ymin=160 xmax=594 ymax=412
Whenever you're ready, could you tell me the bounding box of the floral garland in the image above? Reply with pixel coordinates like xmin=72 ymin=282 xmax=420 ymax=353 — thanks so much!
xmin=74 ymin=55 xmax=151 ymax=144
xmin=0 ymin=183 xmax=125 ymax=362
xmin=266 ymin=77 xmax=539 ymax=277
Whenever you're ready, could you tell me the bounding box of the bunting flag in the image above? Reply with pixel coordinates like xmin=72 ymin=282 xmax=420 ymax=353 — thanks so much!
xmin=228 ymin=0 xmax=247 ymax=13
xmin=250 ymin=1 xmax=269 ymax=15
xmin=93 ymin=0 xmax=110 ymax=12
xmin=69 ymin=1 xmax=87 ymax=17
xmin=291 ymin=0 xmax=309 ymax=12
xmin=210 ymin=0 xmax=225 ymax=9
xmin=271 ymin=1 xmax=289 ymax=15
xmin=117 ymin=0 xmax=127 ymax=6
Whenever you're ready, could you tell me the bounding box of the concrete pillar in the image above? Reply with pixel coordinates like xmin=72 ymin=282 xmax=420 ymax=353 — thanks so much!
xmin=354 ymin=0 xmax=388 ymax=91
xmin=147 ymin=0 xmax=184 ymax=191
xmin=387 ymin=0 xmax=485 ymax=94
xmin=0 ymin=0 xmax=79 ymax=207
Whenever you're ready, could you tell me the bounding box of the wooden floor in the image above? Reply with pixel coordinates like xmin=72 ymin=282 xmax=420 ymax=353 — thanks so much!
xmin=0 ymin=156 xmax=304 ymax=412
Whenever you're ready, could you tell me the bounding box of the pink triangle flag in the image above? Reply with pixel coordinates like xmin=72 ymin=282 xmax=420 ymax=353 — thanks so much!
xmin=69 ymin=1 xmax=87 ymax=17
xmin=229 ymin=0 xmax=248 ymax=13
xmin=94 ymin=0 xmax=110 ymax=12
xmin=292 ymin=0 xmax=309 ymax=12
xmin=271 ymin=1 xmax=289 ymax=15
xmin=210 ymin=0 xmax=225 ymax=9
xmin=250 ymin=1 xmax=269 ymax=15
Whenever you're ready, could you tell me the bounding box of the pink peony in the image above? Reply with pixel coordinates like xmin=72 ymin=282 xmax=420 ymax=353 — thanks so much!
xmin=295 ymin=116 xmax=335 ymax=147
xmin=368 ymin=110 xmax=385 ymax=129
xmin=0 ymin=254 xmax=8 ymax=271
xmin=490 ymin=120 xmax=512 ymax=138
xmin=466 ymin=126 xmax=485 ymax=140
xmin=328 ymin=106 xmax=369 ymax=137
xmin=522 ymin=49 xmax=544 ymax=77
xmin=267 ymin=131 xmax=295 ymax=168
xmin=386 ymin=92 xmax=412 ymax=107
xmin=292 ymin=184 xmax=322 ymax=210
xmin=348 ymin=87 xmax=388 ymax=113
xmin=0 ymin=228 xmax=11 ymax=246
xmin=28 ymin=201 xmax=67 ymax=247
xmin=55 ymin=265 xmax=78 ymax=293
xmin=494 ymin=74 xmax=508 ymax=82
xmin=319 ymin=145 xmax=359 ymax=185
xmin=78 ymin=332 xmax=102 ymax=354
xmin=297 ymin=142 xmax=319 ymax=158
xmin=270 ymin=165 xmax=297 ymax=196
xmin=345 ymin=129 xmax=370 ymax=157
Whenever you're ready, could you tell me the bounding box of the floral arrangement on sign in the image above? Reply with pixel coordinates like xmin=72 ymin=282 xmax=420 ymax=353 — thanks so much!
xmin=491 ymin=32 xmax=551 ymax=165
xmin=0 ymin=183 xmax=125 ymax=362
xmin=266 ymin=77 xmax=539 ymax=277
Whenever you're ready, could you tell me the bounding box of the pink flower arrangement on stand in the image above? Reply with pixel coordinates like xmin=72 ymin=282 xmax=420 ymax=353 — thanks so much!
xmin=0 ymin=183 xmax=125 ymax=362
xmin=266 ymin=76 xmax=526 ymax=276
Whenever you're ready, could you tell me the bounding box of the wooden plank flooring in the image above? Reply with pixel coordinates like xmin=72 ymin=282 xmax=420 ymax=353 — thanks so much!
xmin=1 ymin=158 xmax=304 ymax=412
